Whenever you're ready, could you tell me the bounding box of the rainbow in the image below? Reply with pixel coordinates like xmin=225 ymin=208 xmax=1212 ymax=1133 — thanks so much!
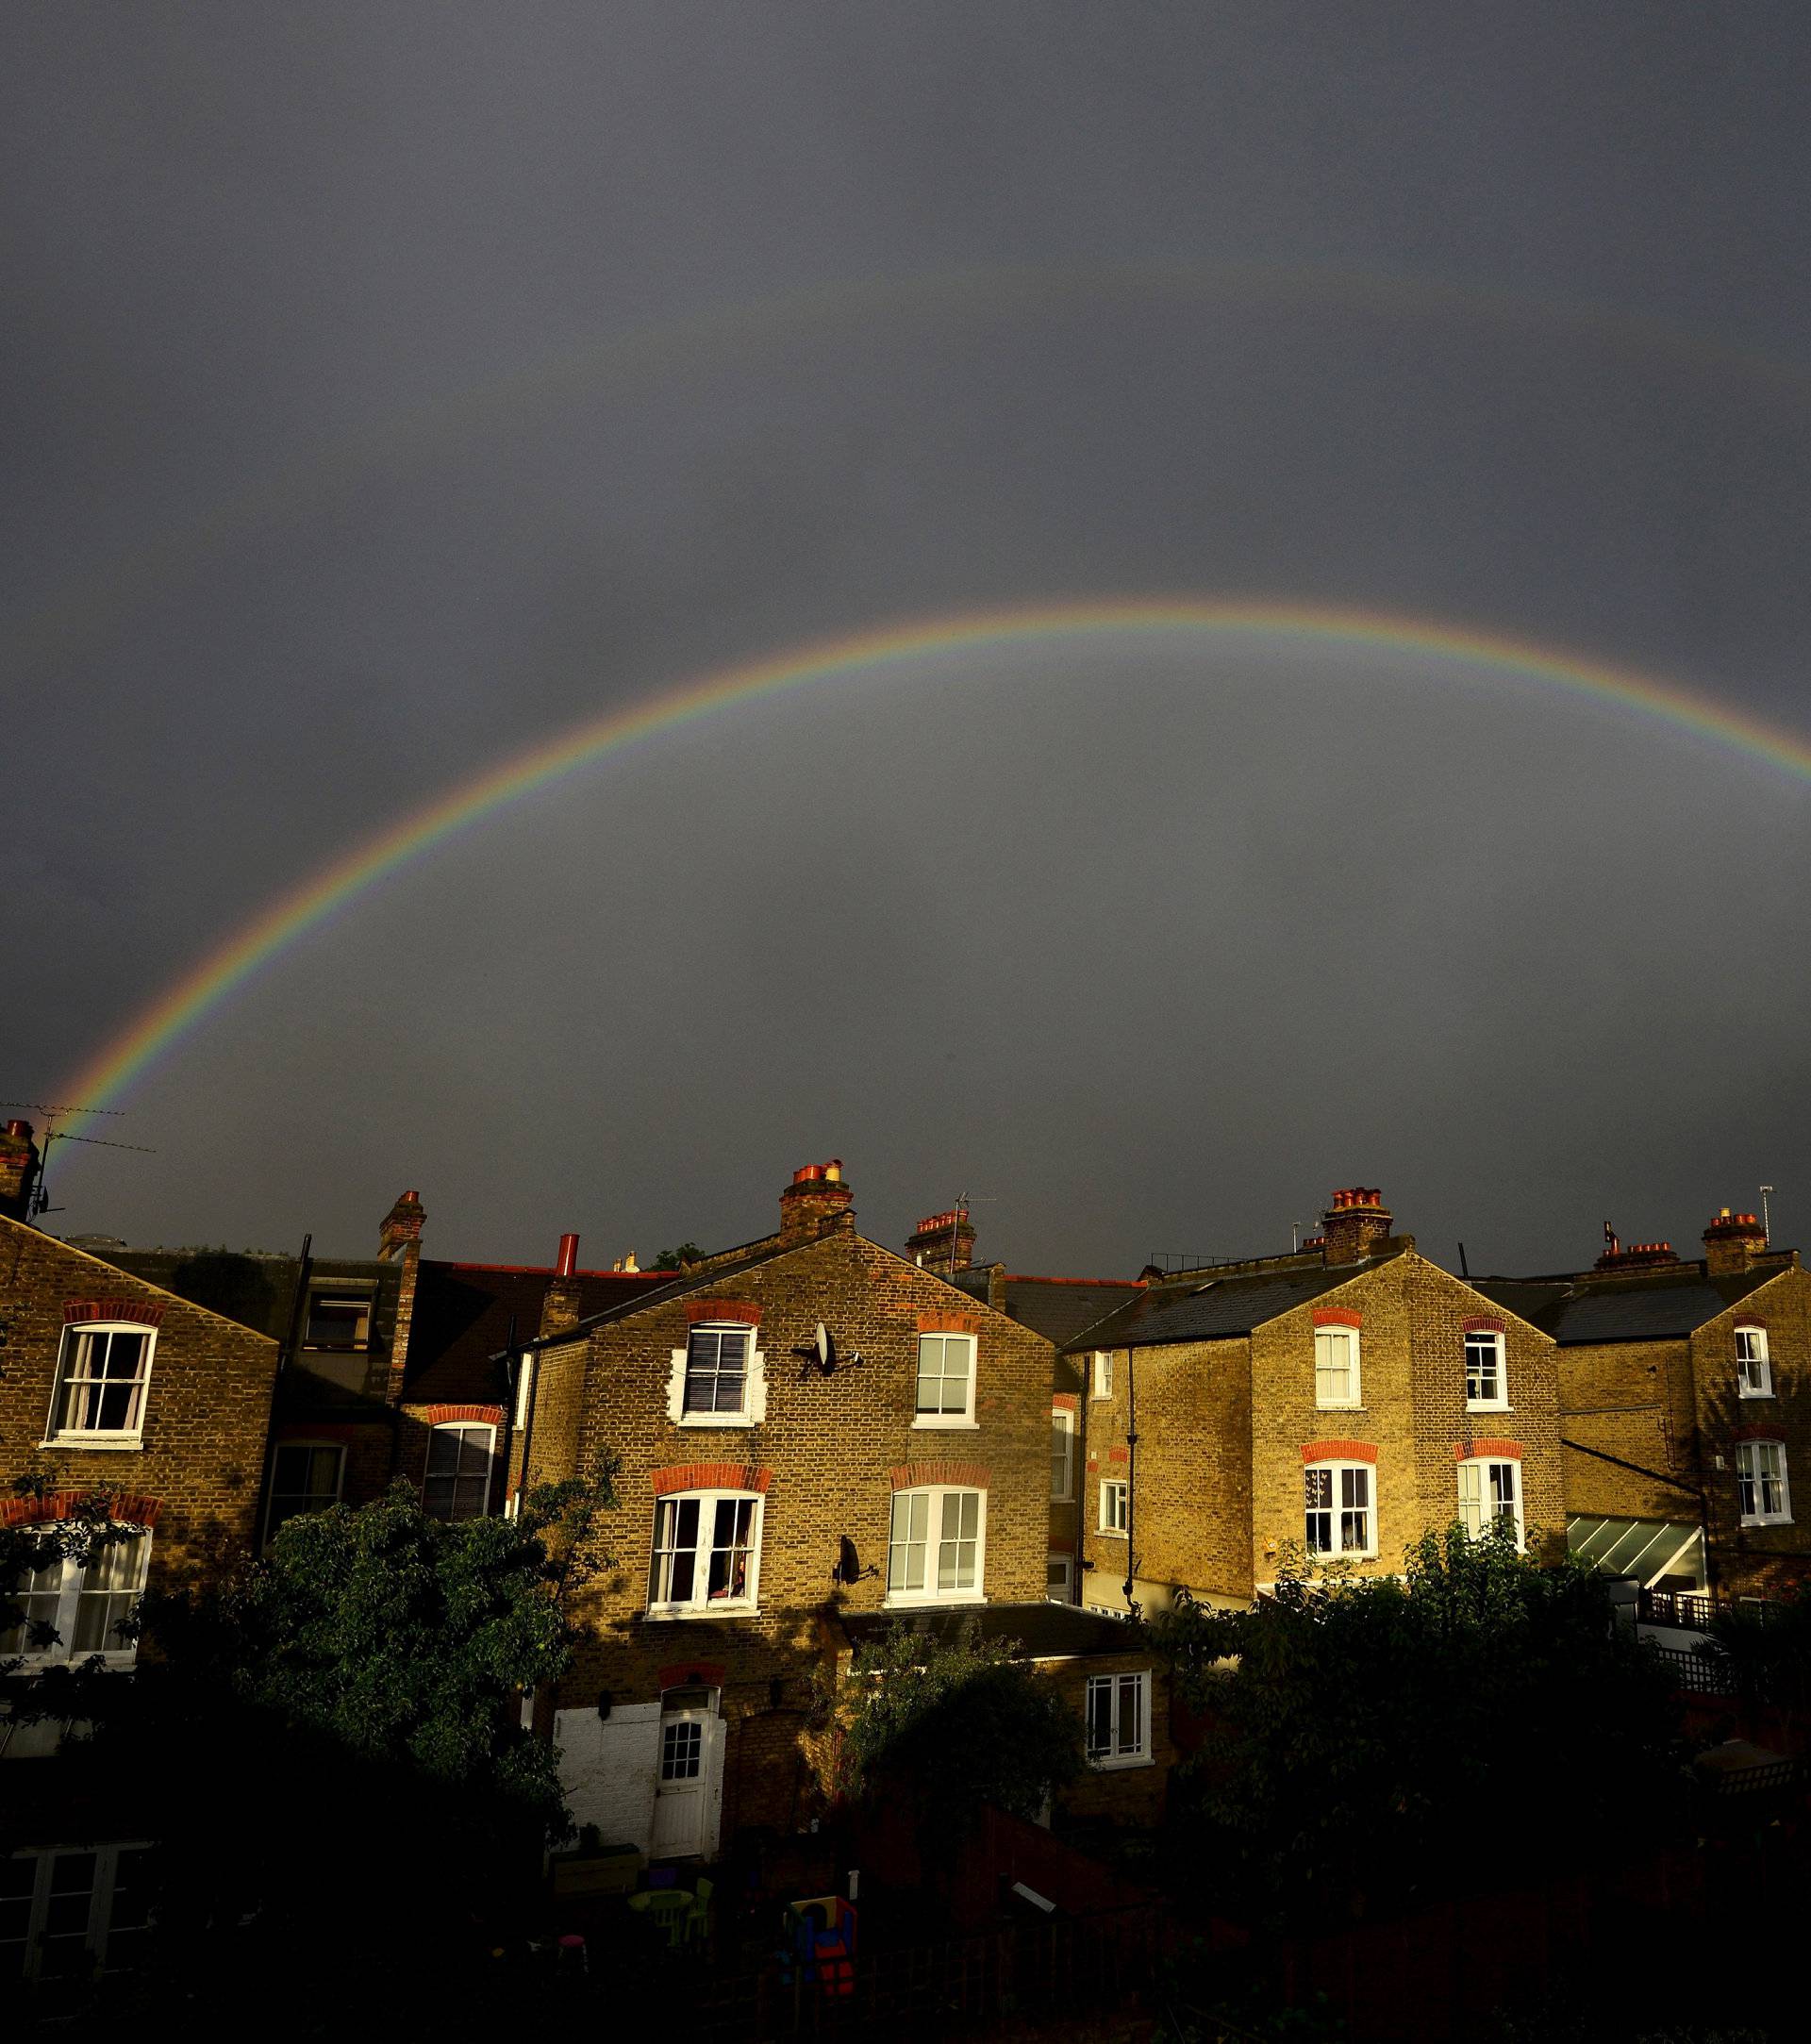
xmin=54 ymin=598 xmax=1811 ymax=1142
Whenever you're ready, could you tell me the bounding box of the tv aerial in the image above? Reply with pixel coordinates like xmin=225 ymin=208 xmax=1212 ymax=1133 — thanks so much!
xmin=1 ymin=1104 xmax=156 ymax=1218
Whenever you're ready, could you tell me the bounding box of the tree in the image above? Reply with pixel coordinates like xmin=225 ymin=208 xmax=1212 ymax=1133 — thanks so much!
xmin=653 ymin=1242 xmax=704 ymax=1271
xmin=1143 ymin=1526 xmax=1685 ymax=1920
xmin=815 ymin=1617 xmax=1083 ymax=1829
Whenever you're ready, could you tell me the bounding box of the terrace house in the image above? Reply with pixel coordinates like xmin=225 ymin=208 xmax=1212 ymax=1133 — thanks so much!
xmin=1056 ymin=1188 xmax=1565 ymax=1616
xmin=510 ymin=1162 xmax=1172 ymax=1865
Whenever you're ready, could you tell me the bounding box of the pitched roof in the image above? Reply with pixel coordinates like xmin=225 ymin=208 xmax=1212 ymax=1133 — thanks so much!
xmin=950 ymin=1271 xmax=1145 ymax=1348
xmin=838 ymin=1602 xmax=1142 ymax=1660
xmin=1473 ymin=1268 xmax=1776 ymax=1344
xmin=405 ymin=1261 xmax=669 ymax=1399
xmin=1059 ymin=1262 xmax=1365 ymax=1352
xmin=534 ymin=1227 xmax=962 ymax=1344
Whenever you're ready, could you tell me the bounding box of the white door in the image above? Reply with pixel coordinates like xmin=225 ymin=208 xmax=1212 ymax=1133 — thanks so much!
xmin=651 ymin=1689 xmax=716 ymax=1858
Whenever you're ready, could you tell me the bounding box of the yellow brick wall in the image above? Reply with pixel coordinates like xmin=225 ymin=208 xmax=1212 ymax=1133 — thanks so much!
xmin=1692 ymin=1267 xmax=1811 ymax=1596
xmin=0 ymin=1217 xmax=279 ymax=1587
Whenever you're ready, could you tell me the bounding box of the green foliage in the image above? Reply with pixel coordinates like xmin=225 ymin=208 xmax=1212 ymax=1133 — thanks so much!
xmin=822 ymin=1617 xmax=1083 ymax=1826
xmin=1144 ymin=1525 xmax=1686 ymax=1918
xmin=226 ymin=1478 xmax=601 ymax=1832
xmin=2 ymin=1477 xmax=152 ymax=1705
xmin=653 ymin=1242 xmax=704 ymax=1270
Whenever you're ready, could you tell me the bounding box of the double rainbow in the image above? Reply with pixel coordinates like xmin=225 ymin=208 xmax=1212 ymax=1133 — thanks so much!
xmin=55 ymin=598 xmax=1811 ymax=1141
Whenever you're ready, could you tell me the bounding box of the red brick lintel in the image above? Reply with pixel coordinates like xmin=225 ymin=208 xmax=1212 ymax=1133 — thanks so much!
xmin=650 ymin=1463 xmax=773 ymax=1496
xmin=889 ymin=1460 xmax=990 ymax=1491
xmin=685 ymin=1299 xmax=761 ymax=1324
xmin=1312 ymin=1307 xmax=1363 ymax=1329
xmin=1301 ymin=1439 xmax=1377 ymax=1464
xmin=657 ymin=1661 xmax=726 ymax=1691
xmin=63 ymin=1299 xmax=165 ymax=1327
xmin=2 ymin=1489 xmax=162 ymax=1527
xmin=1461 ymin=1316 xmax=1505 ymax=1334
xmin=417 ymin=1403 xmax=504 ymax=1426
xmin=1052 ymin=1393 xmax=1078 ymax=1412
xmin=1455 ymin=1437 xmax=1522 ymax=1461
xmin=917 ymin=1310 xmax=980 ymax=1335
xmin=1733 ymin=1424 xmax=1787 ymax=1445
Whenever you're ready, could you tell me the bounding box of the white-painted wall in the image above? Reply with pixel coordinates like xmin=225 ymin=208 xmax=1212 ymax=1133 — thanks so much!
xmin=556 ymin=1702 xmax=661 ymax=1851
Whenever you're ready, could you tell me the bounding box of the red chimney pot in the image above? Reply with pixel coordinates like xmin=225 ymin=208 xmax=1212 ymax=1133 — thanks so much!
xmin=555 ymin=1233 xmax=579 ymax=1278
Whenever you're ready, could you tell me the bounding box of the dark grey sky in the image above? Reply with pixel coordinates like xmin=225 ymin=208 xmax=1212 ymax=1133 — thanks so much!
xmin=7 ymin=4 xmax=1809 ymax=1274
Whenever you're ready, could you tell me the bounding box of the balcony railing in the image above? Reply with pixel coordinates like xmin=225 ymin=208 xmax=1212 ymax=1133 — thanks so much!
xmin=1637 ymin=1587 xmax=1787 ymax=1632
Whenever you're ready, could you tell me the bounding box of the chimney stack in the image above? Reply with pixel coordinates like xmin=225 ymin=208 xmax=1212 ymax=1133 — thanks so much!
xmin=779 ymin=1160 xmax=854 ymax=1244
xmin=377 ymin=1188 xmax=425 ymax=1262
xmin=0 ymin=1120 xmax=41 ymax=1223
xmin=1320 ymin=1187 xmax=1392 ymax=1266
xmin=1703 ymin=1207 xmax=1769 ymax=1277
xmin=540 ymin=1232 xmax=584 ymax=1338
xmin=905 ymin=1206 xmax=976 ymax=1272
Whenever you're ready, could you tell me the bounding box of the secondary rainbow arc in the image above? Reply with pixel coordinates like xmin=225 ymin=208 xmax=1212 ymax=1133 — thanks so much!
xmin=54 ymin=598 xmax=1811 ymax=1147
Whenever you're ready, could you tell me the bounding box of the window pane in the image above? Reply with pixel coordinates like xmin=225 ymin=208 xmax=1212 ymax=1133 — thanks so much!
xmin=889 ymin=1492 xmax=928 ymax=1591
xmin=916 ymin=1335 xmax=972 ymax=1416
xmin=685 ymin=1327 xmax=749 ymax=1414
xmin=306 ymin=1296 xmax=370 ymax=1348
xmin=1086 ymin=1677 xmax=1112 ymax=1758
xmin=1315 ymin=1328 xmax=1353 ymax=1404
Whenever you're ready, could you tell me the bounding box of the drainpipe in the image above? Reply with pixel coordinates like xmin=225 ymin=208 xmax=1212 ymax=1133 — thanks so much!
xmin=1122 ymin=1346 xmax=1138 ymax=1613
xmin=251 ymin=1233 xmax=311 ymax=1551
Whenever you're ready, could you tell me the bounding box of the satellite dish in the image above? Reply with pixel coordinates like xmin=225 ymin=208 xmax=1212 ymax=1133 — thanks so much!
xmin=816 ymin=1321 xmax=835 ymax=1371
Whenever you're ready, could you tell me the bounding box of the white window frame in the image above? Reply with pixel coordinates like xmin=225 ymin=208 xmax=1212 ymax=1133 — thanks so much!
xmin=0 ymin=1528 xmax=150 ymax=1669
xmin=303 ymin=1289 xmax=373 ymax=1351
xmin=0 ymin=1842 xmax=157 ymax=1982
xmin=1457 ymin=1456 xmax=1523 ymax=1548
xmin=646 ymin=1489 xmax=764 ymax=1617
xmin=423 ymin=1421 xmax=497 ymax=1521
xmin=1046 ymin=1553 xmax=1074 ymax=1604
xmin=263 ymin=1440 xmax=347 ymax=1547
xmin=913 ymin=1332 xmax=978 ymax=1429
xmin=885 ymin=1486 xmax=987 ymax=1606
xmin=1736 ymin=1441 xmax=1792 ymax=1527
xmin=1304 ymin=1460 xmax=1376 ymax=1558
xmin=42 ymin=1322 xmax=157 ymax=1449
xmin=1099 ymin=1479 xmax=1129 ymax=1536
xmin=1464 ymin=1330 xmax=1508 ymax=1410
xmin=1313 ymin=1325 xmax=1361 ymax=1410
xmin=1051 ymin=1408 xmax=1075 ymax=1502
xmin=1085 ymin=1670 xmax=1153 ymax=1769
xmin=1736 ymin=1326 xmax=1773 ymax=1400
xmin=665 ymin=1325 xmax=768 ymax=1428
xmin=1091 ymin=1350 xmax=1113 ymax=1400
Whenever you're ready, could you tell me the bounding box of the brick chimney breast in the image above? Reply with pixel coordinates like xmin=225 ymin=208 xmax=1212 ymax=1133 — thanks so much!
xmin=905 ymin=1205 xmax=977 ymax=1272
xmin=778 ymin=1160 xmax=855 ymax=1243
xmin=1703 ymin=1207 xmax=1769 ymax=1277
xmin=1320 ymin=1187 xmax=1393 ymax=1266
xmin=0 ymin=1120 xmax=41 ymax=1223
xmin=377 ymin=1188 xmax=426 ymax=1261
xmin=540 ymin=1233 xmax=584 ymax=1338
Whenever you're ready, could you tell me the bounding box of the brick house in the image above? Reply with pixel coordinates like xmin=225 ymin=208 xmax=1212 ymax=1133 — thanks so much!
xmin=0 ymin=1181 xmax=280 ymax=1978
xmin=944 ymin=1263 xmax=1145 ymax=1608
xmin=83 ymin=1193 xmax=663 ymax=1540
xmin=1479 ymin=1209 xmax=1811 ymax=1603
xmin=510 ymin=1163 xmax=1173 ymax=1863
xmin=1045 ymin=1188 xmax=1564 ymax=1617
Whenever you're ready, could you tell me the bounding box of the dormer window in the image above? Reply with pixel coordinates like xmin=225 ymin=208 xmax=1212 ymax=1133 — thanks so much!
xmin=305 ymin=1293 xmax=371 ymax=1351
